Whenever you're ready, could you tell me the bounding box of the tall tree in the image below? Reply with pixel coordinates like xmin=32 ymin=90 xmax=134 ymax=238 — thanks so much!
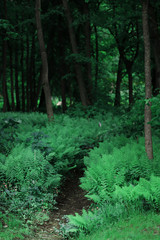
xmin=35 ymin=0 xmax=54 ymax=119
xmin=9 ymin=44 xmax=15 ymax=111
xmin=26 ymin=34 xmax=30 ymax=112
xmin=107 ymin=0 xmax=139 ymax=105
xmin=62 ymin=0 xmax=90 ymax=106
xmin=149 ymin=3 xmax=160 ymax=95
xmin=2 ymin=0 xmax=10 ymax=112
xmin=21 ymin=36 xmax=25 ymax=112
xmin=83 ymin=1 xmax=92 ymax=101
xmin=142 ymin=0 xmax=153 ymax=159
xmin=114 ymin=54 xmax=123 ymax=106
xmin=15 ymin=40 xmax=20 ymax=111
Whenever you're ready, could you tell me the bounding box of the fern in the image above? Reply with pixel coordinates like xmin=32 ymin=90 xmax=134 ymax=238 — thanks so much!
xmin=81 ymin=138 xmax=152 ymax=204
xmin=113 ymin=175 xmax=160 ymax=211
xmin=3 ymin=144 xmax=61 ymax=190
xmin=62 ymin=202 xmax=126 ymax=238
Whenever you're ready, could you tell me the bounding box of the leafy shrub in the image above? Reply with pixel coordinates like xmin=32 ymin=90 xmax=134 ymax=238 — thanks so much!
xmin=0 ymin=118 xmax=20 ymax=155
xmin=113 ymin=175 xmax=160 ymax=211
xmin=0 ymin=145 xmax=61 ymax=216
xmin=61 ymin=203 xmax=126 ymax=238
xmin=0 ymin=211 xmax=30 ymax=240
xmin=80 ymin=138 xmax=153 ymax=204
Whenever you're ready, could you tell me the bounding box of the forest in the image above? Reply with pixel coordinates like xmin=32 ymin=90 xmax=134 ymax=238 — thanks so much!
xmin=1 ymin=0 xmax=160 ymax=239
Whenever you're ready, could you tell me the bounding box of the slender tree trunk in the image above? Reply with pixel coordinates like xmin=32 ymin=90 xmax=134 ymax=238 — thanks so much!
xmin=149 ymin=5 xmax=160 ymax=95
xmin=114 ymin=54 xmax=123 ymax=106
xmin=35 ymin=0 xmax=54 ymax=119
xmin=33 ymin=67 xmax=42 ymax=111
xmin=62 ymin=0 xmax=90 ymax=106
xmin=61 ymin=77 xmax=67 ymax=113
xmin=142 ymin=0 xmax=153 ymax=159
xmin=84 ymin=2 xmax=92 ymax=102
xmin=29 ymin=33 xmax=36 ymax=110
xmin=39 ymin=88 xmax=45 ymax=110
xmin=32 ymin=35 xmax=36 ymax=108
xmin=94 ymin=25 xmax=99 ymax=91
xmin=125 ymin=62 xmax=133 ymax=105
xmin=2 ymin=39 xmax=8 ymax=112
xmin=2 ymin=0 xmax=10 ymax=112
xmin=21 ymin=37 xmax=25 ymax=112
xmin=26 ymin=34 xmax=30 ymax=112
xmin=9 ymin=45 xmax=15 ymax=111
xmin=15 ymin=41 xmax=20 ymax=111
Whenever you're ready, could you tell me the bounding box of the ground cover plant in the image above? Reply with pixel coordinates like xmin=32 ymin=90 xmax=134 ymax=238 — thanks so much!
xmin=0 ymin=108 xmax=127 ymax=238
xmin=1 ymin=0 xmax=160 ymax=238
xmin=77 ymin=212 xmax=160 ymax=240
xmin=53 ymin=97 xmax=160 ymax=239
xmin=1 ymin=96 xmax=160 ymax=239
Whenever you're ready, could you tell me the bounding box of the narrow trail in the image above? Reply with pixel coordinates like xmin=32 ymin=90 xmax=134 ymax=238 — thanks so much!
xmin=28 ymin=170 xmax=91 ymax=240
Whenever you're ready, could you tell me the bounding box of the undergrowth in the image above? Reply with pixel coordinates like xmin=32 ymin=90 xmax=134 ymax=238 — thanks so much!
xmin=0 ymin=96 xmax=160 ymax=239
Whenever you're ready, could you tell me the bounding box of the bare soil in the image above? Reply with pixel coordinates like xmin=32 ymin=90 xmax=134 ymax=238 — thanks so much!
xmin=28 ymin=170 xmax=91 ymax=240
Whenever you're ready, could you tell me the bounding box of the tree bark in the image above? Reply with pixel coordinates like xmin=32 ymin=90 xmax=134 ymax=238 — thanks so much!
xmin=61 ymin=77 xmax=67 ymax=113
xmin=62 ymin=0 xmax=90 ymax=106
xmin=21 ymin=37 xmax=25 ymax=112
xmin=35 ymin=0 xmax=54 ymax=119
xmin=114 ymin=54 xmax=123 ymax=106
xmin=84 ymin=2 xmax=92 ymax=102
xmin=2 ymin=0 xmax=10 ymax=112
xmin=15 ymin=41 xmax=20 ymax=111
xmin=29 ymin=33 xmax=36 ymax=110
xmin=94 ymin=25 xmax=99 ymax=92
xmin=33 ymin=67 xmax=42 ymax=111
xmin=142 ymin=0 xmax=153 ymax=160
xmin=149 ymin=4 xmax=160 ymax=95
xmin=26 ymin=34 xmax=30 ymax=112
xmin=125 ymin=61 xmax=133 ymax=105
xmin=2 ymin=39 xmax=8 ymax=112
xmin=9 ymin=45 xmax=15 ymax=111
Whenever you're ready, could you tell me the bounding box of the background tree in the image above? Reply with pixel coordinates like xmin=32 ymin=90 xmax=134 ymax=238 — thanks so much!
xmin=142 ymin=0 xmax=153 ymax=159
xmin=35 ymin=0 xmax=53 ymax=119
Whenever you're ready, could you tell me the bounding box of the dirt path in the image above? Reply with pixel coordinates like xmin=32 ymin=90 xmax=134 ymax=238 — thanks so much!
xmin=28 ymin=170 xmax=91 ymax=240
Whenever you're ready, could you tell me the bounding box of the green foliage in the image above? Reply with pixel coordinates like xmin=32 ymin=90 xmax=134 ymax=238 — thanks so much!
xmin=151 ymin=94 xmax=160 ymax=137
xmin=62 ymin=203 xmax=126 ymax=238
xmin=78 ymin=212 xmax=160 ymax=240
xmin=114 ymin=175 xmax=160 ymax=211
xmin=0 ymin=211 xmax=30 ymax=240
xmin=0 ymin=117 xmax=20 ymax=155
xmin=80 ymin=138 xmax=152 ymax=203
xmin=2 ymin=145 xmax=60 ymax=188
xmin=0 ymin=145 xmax=60 ymax=217
xmin=32 ymin=211 xmax=50 ymax=225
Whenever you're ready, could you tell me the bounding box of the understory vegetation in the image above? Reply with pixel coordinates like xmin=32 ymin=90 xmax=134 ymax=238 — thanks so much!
xmin=1 ymin=95 xmax=160 ymax=239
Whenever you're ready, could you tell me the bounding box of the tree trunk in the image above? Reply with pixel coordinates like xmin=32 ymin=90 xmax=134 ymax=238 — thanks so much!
xmin=9 ymin=45 xmax=15 ymax=111
xmin=39 ymin=88 xmax=46 ymax=111
xmin=84 ymin=2 xmax=92 ymax=102
xmin=29 ymin=33 xmax=36 ymax=110
xmin=2 ymin=40 xmax=9 ymax=112
xmin=33 ymin=67 xmax=42 ymax=111
xmin=26 ymin=34 xmax=30 ymax=112
xmin=125 ymin=62 xmax=133 ymax=105
xmin=2 ymin=0 xmax=10 ymax=112
xmin=114 ymin=54 xmax=123 ymax=106
xmin=149 ymin=4 xmax=160 ymax=95
xmin=94 ymin=25 xmax=99 ymax=92
xmin=21 ymin=37 xmax=25 ymax=112
xmin=35 ymin=0 xmax=54 ymax=120
xmin=61 ymin=77 xmax=67 ymax=113
xmin=15 ymin=41 xmax=20 ymax=111
xmin=62 ymin=0 xmax=90 ymax=106
xmin=142 ymin=0 xmax=153 ymax=160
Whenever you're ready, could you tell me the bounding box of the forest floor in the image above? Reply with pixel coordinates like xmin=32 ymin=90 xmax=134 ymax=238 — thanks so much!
xmin=27 ymin=170 xmax=91 ymax=240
